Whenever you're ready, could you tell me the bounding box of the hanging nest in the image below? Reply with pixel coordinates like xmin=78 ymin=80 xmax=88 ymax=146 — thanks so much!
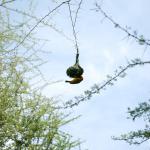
xmin=66 ymin=63 xmax=84 ymax=78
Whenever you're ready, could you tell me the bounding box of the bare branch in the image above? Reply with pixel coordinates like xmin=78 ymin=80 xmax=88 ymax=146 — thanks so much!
xmin=1 ymin=5 xmax=73 ymax=42
xmin=73 ymin=0 xmax=83 ymax=28
xmin=9 ymin=0 xmax=71 ymax=52
xmin=67 ymin=1 xmax=79 ymax=54
xmin=95 ymin=3 xmax=150 ymax=47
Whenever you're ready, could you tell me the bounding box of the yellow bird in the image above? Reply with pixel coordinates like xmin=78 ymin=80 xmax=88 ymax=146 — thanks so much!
xmin=65 ymin=76 xmax=83 ymax=84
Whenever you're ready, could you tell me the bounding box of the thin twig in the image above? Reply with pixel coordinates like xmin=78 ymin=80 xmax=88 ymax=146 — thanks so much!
xmin=1 ymin=5 xmax=73 ymax=42
xmin=0 ymin=0 xmax=16 ymax=6
xmin=73 ymin=0 xmax=83 ymax=28
xmin=95 ymin=3 xmax=150 ymax=46
xmin=113 ymin=134 xmax=149 ymax=145
xmin=9 ymin=0 xmax=71 ymax=52
xmin=68 ymin=1 xmax=79 ymax=54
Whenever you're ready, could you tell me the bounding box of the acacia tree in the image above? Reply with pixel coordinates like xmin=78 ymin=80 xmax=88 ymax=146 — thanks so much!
xmin=2 ymin=0 xmax=150 ymax=148
xmin=0 ymin=0 xmax=80 ymax=149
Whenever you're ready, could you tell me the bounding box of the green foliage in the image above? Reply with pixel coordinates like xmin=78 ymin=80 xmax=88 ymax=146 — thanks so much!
xmin=112 ymin=100 xmax=150 ymax=145
xmin=138 ymin=35 xmax=146 ymax=45
xmin=0 ymin=1 xmax=80 ymax=150
xmin=128 ymin=101 xmax=150 ymax=121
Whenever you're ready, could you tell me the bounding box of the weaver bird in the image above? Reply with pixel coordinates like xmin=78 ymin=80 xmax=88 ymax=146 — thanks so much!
xmin=65 ymin=76 xmax=83 ymax=84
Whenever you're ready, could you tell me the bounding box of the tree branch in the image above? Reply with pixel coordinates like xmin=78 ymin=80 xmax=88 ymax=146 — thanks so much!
xmin=112 ymin=130 xmax=150 ymax=145
xmin=73 ymin=0 xmax=83 ymax=28
xmin=58 ymin=59 xmax=150 ymax=109
xmin=1 ymin=5 xmax=73 ymax=42
xmin=95 ymin=3 xmax=150 ymax=47
xmin=9 ymin=0 xmax=71 ymax=52
xmin=0 ymin=0 xmax=16 ymax=6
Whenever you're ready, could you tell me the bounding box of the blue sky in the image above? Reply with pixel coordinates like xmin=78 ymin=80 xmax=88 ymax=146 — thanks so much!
xmin=10 ymin=0 xmax=150 ymax=149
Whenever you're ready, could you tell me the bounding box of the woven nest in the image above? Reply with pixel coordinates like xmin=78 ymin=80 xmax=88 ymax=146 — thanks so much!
xmin=66 ymin=63 xmax=84 ymax=78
